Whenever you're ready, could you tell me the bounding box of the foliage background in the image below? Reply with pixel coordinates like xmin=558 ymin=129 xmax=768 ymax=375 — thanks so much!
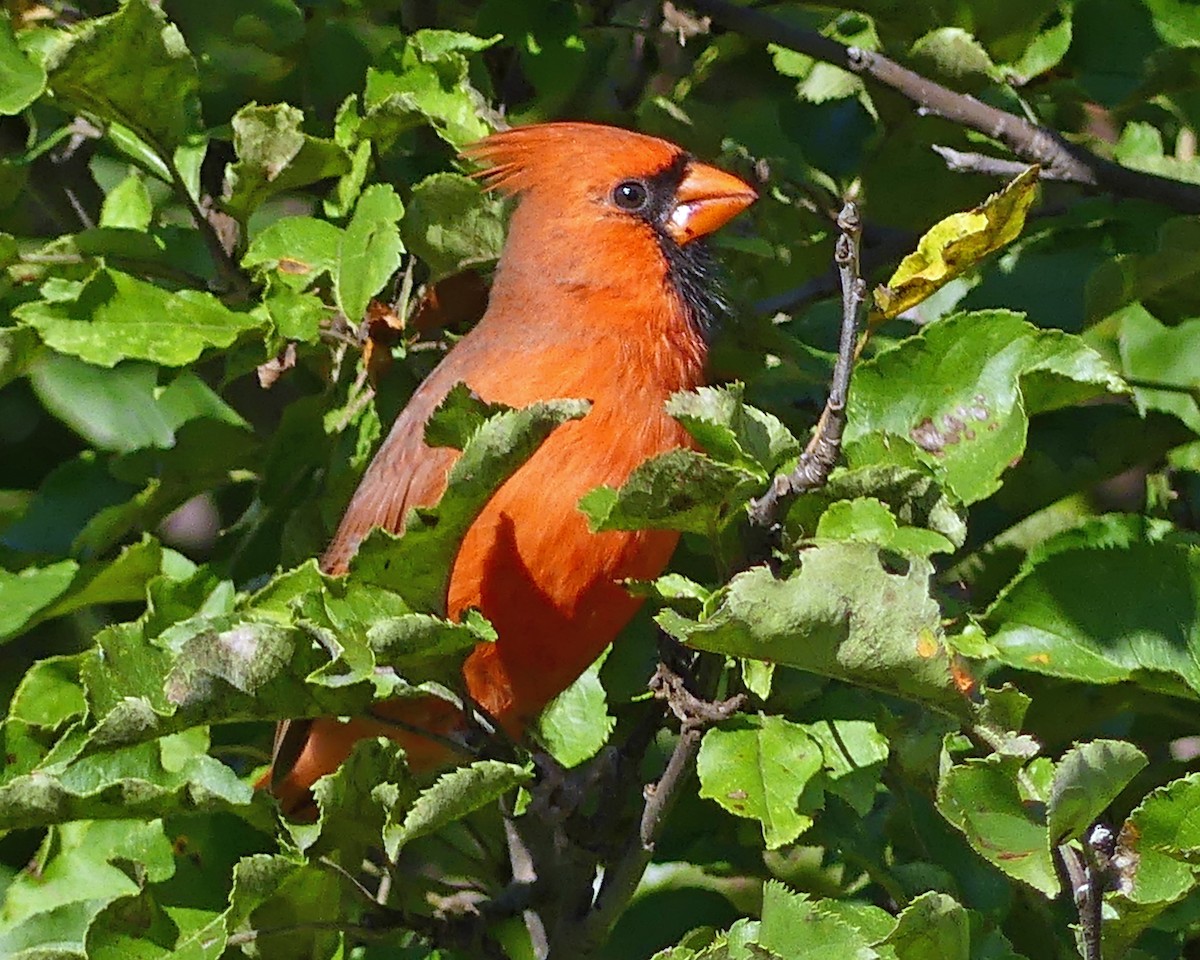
xmin=3 ymin=0 xmax=1200 ymax=957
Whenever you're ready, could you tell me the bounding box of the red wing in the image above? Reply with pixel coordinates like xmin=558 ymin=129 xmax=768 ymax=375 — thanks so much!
xmin=320 ymin=365 xmax=470 ymax=575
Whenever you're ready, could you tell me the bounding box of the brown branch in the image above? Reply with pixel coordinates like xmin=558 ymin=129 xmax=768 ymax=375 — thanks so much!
xmin=1057 ymin=838 xmax=1104 ymax=960
xmin=749 ymin=200 xmax=866 ymax=528
xmin=932 ymin=145 xmax=1053 ymax=181
xmin=685 ymin=0 xmax=1200 ymax=214
xmin=577 ymin=651 xmax=730 ymax=954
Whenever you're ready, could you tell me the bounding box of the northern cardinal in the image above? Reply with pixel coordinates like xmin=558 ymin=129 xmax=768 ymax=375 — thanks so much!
xmin=265 ymin=122 xmax=756 ymax=815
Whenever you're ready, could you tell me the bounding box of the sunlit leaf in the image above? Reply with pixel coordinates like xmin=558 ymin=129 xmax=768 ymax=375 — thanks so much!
xmin=873 ymin=168 xmax=1039 ymax=320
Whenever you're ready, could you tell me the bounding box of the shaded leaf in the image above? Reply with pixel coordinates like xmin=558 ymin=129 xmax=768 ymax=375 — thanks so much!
xmin=986 ymin=539 xmax=1200 ymax=697
xmin=352 ymin=398 xmax=590 ymax=613
xmin=0 ymin=14 xmax=46 ymax=115
xmin=1047 ymin=739 xmax=1147 ymax=844
xmin=581 ymin=449 xmax=761 ymax=536
xmin=667 ymin=383 xmax=801 ymax=476
xmin=403 ymin=172 xmax=505 ymax=281
xmin=881 ymin=891 xmax=970 ymax=960
xmin=384 ymin=759 xmax=531 ymax=858
xmin=45 ymin=0 xmax=202 ymax=154
xmin=224 ymin=103 xmax=351 ymax=221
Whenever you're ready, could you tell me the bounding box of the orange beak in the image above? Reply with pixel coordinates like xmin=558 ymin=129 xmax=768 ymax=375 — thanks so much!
xmin=665 ymin=161 xmax=757 ymax=245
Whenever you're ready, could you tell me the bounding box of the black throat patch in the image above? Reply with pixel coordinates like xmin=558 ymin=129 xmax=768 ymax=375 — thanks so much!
xmin=641 ymin=154 xmax=728 ymax=341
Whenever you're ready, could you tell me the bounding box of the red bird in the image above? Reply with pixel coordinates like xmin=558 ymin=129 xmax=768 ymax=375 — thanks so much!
xmin=266 ymin=122 xmax=756 ymax=815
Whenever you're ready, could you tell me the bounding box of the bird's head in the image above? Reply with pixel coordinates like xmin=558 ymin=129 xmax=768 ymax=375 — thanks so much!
xmin=463 ymin=123 xmax=756 ymax=335
xmin=465 ymin=121 xmax=756 ymax=247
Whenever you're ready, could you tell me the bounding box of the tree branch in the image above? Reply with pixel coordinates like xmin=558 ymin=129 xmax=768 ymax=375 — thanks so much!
xmin=749 ymin=200 xmax=866 ymax=527
xmin=685 ymin=0 xmax=1200 ymax=214
xmin=578 ymin=651 xmax=731 ymax=953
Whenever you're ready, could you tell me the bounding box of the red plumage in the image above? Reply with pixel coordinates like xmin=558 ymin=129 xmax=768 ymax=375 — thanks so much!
xmin=265 ymin=122 xmax=755 ymax=816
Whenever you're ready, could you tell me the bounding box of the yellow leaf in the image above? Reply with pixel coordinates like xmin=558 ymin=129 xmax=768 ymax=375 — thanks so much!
xmin=872 ymin=165 xmax=1040 ymax=320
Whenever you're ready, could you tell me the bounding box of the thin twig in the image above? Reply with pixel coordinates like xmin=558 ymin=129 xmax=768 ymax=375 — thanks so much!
xmin=748 ymin=201 xmax=866 ymax=527
xmin=1057 ymin=840 xmax=1103 ymax=960
xmin=578 ymin=652 xmax=728 ymax=952
xmin=165 ymin=157 xmax=253 ymax=299
xmin=932 ymin=144 xmax=1055 ymax=180
xmin=684 ymin=0 xmax=1200 ymax=213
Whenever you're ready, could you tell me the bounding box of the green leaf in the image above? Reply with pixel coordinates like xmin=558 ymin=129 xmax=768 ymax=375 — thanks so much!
xmin=362 ymin=30 xmax=499 ymax=149
xmin=1047 ymin=739 xmax=1147 ymax=844
xmin=667 ymin=383 xmax=801 ymax=476
xmin=770 ymin=43 xmax=865 ymax=103
xmin=45 ymin=0 xmax=202 ymax=155
xmin=787 ymin=461 xmax=966 ymax=549
xmin=15 ymin=268 xmax=263 ymax=367
xmin=1116 ymin=303 xmax=1200 ymax=433
xmin=698 ymin=715 xmax=824 ymax=849
xmin=352 ymin=398 xmax=590 ymax=613
xmin=75 ymin=592 xmax=382 ymax=751
xmin=803 ymin=718 xmax=890 ymax=816
xmin=1147 ymin=0 xmax=1200 ymax=47
xmin=262 ymin=286 xmax=329 ymax=342
xmin=1112 ymin=122 xmax=1200 ymax=186
xmin=880 ymin=892 xmax=970 ymax=960
xmin=911 ymin=28 xmax=1000 ymax=80
xmin=423 ymin=381 xmax=512 ymax=450
xmin=581 ymin=449 xmax=761 ymax=535
xmin=757 ymin=881 xmax=879 ymax=958
xmin=814 ymin=497 xmax=955 ymax=557
xmin=0 ymin=559 xmax=78 ymax=644
xmin=847 ymin=310 xmax=1126 ymax=504
xmin=224 ymin=855 xmax=342 ymax=960
xmin=1002 ymin=10 xmax=1072 ymax=81
xmin=5 ymin=655 xmax=87 ymax=730
xmin=1089 ymin=219 xmax=1200 ymax=324
xmin=384 ymin=759 xmax=531 ymax=858
xmin=298 ymin=737 xmax=416 ymax=863
xmin=403 ymin=172 xmax=506 ymax=281
xmin=367 ymin=611 xmax=492 ymax=686
xmin=224 ymin=103 xmax=351 ymax=222
xmin=0 ymin=325 xmax=40 ymax=389
xmin=661 ymin=543 xmax=966 ymax=715
xmin=0 ymin=733 xmax=258 ymax=831
xmin=38 ymin=536 xmax=166 ymax=623
xmin=530 ymin=649 xmax=614 ymax=768
xmin=1121 ymin=772 xmax=1200 ymax=904
xmin=99 ymin=170 xmax=153 ymax=230
xmin=0 ymin=819 xmax=174 ymax=958
xmin=937 ymin=755 xmax=1058 ymax=896
xmin=0 ymin=453 xmax=137 ymax=555
xmin=986 ymin=538 xmax=1200 ymax=696
xmin=335 ymin=183 xmax=405 ymax=324
xmin=29 ymin=354 xmax=244 ymax=453
xmin=242 ymin=215 xmax=343 ymax=290
xmin=0 ymin=14 xmax=47 ymax=115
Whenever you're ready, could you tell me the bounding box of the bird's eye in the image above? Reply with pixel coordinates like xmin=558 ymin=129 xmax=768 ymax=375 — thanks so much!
xmin=612 ymin=179 xmax=650 ymax=212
